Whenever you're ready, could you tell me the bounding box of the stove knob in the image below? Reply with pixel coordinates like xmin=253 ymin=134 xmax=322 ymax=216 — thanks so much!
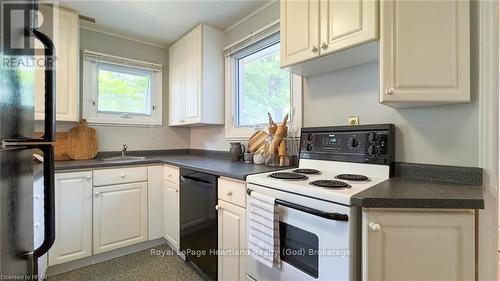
xmin=307 ymin=133 xmax=314 ymax=141
xmin=348 ymin=137 xmax=359 ymax=148
xmin=368 ymin=132 xmax=379 ymax=142
xmin=306 ymin=144 xmax=313 ymax=151
xmin=368 ymin=145 xmax=378 ymax=155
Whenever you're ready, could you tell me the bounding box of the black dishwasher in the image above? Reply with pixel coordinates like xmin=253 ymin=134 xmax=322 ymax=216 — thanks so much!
xmin=180 ymin=168 xmax=218 ymax=280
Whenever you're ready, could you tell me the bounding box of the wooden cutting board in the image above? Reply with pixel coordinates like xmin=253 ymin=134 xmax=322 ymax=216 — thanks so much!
xmin=68 ymin=119 xmax=97 ymax=160
xmin=34 ymin=132 xmax=71 ymax=161
xmin=248 ymin=131 xmax=268 ymax=153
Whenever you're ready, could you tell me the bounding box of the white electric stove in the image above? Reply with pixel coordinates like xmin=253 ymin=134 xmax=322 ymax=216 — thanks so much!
xmin=245 ymin=124 xmax=395 ymax=281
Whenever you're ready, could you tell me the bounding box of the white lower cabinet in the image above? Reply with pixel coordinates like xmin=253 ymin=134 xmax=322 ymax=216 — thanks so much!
xmin=148 ymin=166 xmax=164 ymax=240
xmin=163 ymin=180 xmax=180 ymax=250
xmin=363 ymin=208 xmax=475 ymax=281
xmin=34 ymin=176 xmax=48 ymax=276
xmin=93 ymin=182 xmax=148 ymax=254
xmin=217 ymin=178 xmax=247 ymax=281
xmin=49 ymin=172 xmax=92 ymax=266
xmin=217 ymin=200 xmax=246 ymax=281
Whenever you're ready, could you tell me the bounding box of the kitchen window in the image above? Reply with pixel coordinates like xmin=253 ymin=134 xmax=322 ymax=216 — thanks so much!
xmin=225 ymin=28 xmax=302 ymax=140
xmin=82 ymin=50 xmax=163 ymax=125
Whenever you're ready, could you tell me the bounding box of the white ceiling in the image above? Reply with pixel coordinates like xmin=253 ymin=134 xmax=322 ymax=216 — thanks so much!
xmin=59 ymin=0 xmax=269 ymax=47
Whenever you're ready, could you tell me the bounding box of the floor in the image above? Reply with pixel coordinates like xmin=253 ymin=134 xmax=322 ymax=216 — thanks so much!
xmin=48 ymin=244 xmax=203 ymax=281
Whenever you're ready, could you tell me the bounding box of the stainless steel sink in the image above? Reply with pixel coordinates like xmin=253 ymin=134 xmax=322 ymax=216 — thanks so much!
xmin=101 ymin=156 xmax=146 ymax=162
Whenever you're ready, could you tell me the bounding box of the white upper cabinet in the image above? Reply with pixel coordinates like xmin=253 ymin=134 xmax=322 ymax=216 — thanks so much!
xmin=379 ymin=0 xmax=470 ymax=107
xmin=169 ymin=24 xmax=225 ymax=126
xmin=280 ymin=0 xmax=320 ymax=67
xmin=319 ymin=0 xmax=377 ymax=55
xmin=280 ymin=0 xmax=378 ymax=76
xmin=35 ymin=6 xmax=79 ymax=122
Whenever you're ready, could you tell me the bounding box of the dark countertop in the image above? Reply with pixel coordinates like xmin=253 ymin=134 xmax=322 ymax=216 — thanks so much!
xmin=351 ymin=177 xmax=484 ymax=209
xmin=54 ymin=152 xmax=290 ymax=181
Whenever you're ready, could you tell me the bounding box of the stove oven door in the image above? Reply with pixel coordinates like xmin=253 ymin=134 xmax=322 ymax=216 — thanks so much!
xmin=246 ymin=184 xmax=357 ymax=281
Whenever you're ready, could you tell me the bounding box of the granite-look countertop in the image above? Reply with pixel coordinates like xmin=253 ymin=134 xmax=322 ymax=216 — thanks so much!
xmin=54 ymin=151 xmax=291 ymax=181
xmin=351 ymin=177 xmax=484 ymax=209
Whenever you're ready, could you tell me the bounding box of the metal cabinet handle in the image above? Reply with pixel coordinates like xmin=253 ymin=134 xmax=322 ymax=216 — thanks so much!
xmin=385 ymin=88 xmax=394 ymax=95
xmin=369 ymin=223 xmax=381 ymax=232
xmin=215 ymin=205 xmax=221 ymax=210
xmin=321 ymin=42 xmax=328 ymax=49
xmin=34 ymin=194 xmax=40 ymax=200
xmin=120 ymin=172 xmax=125 ymax=178
xmin=34 ymin=223 xmax=40 ymax=228
xmin=86 ymin=175 xmax=92 ymax=180
xmin=94 ymin=191 xmax=100 ymax=197
xmin=226 ymin=191 xmax=233 ymax=196
xmin=311 ymin=46 xmax=318 ymax=53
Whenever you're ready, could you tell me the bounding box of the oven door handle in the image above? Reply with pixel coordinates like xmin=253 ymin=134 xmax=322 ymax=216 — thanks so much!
xmin=247 ymin=188 xmax=349 ymax=221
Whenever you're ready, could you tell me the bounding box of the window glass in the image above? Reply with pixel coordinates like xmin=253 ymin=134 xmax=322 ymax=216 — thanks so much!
xmin=97 ymin=64 xmax=152 ymax=115
xmin=236 ymin=42 xmax=291 ymax=126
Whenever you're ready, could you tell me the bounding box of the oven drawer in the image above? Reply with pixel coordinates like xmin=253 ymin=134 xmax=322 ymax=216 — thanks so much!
xmin=163 ymin=164 xmax=179 ymax=184
xmin=93 ymin=167 xmax=147 ymax=186
xmin=218 ymin=177 xmax=246 ymax=208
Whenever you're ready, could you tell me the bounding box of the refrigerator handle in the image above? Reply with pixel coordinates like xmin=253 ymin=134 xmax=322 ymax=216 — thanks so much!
xmin=31 ymin=28 xmax=55 ymax=142
xmin=2 ymin=29 xmax=56 ymax=148
xmin=32 ymin=144 xmax=55 ymax=259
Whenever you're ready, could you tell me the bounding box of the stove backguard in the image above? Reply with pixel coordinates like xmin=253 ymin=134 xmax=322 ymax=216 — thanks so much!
xmin=299 ymin=124 xmax=395 ymax=176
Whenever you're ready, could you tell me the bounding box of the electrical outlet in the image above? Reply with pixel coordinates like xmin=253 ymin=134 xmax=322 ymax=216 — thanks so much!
xmin=348 ymin=116 xmax=359 ymax=126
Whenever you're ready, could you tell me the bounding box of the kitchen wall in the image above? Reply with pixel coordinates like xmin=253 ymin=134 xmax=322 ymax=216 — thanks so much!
xmin=36 ymin=28 xmax=191 ymax=152
xmin=190 ymin=1 xmax=280 ymax=152
xmin=190 ymin=1 xmax=480 ymax=167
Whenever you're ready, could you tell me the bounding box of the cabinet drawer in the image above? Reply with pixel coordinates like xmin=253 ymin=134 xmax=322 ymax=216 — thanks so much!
xmin=93 ymin=167 xmax=147 ymax=186
xmin=218 ymin=177 xmax=246 ymax=208
xmin=164 ymin=164 xmax=179 ymax=184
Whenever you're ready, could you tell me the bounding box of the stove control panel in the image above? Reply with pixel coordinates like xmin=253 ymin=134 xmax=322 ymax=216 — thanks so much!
xmin=300 ymin=124 xmax=395 ymax=167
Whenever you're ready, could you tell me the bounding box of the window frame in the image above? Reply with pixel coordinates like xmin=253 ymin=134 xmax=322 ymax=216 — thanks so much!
xmin=82 ymin=50 xmax=163 ymax=126
xmin=224 ymin=32 xmax=302 ymax=140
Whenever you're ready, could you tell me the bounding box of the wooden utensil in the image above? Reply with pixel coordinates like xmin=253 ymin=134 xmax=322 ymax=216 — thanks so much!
xmin=267 ymin=113 xmax=277 ymax=136
xmin=34 ymin=132 xmax=71 ymax=161
xmin=68 ymin=119 xmax=98 ymax=160
xmin=266 ymin=114 xmax=289 ymax=165
xmin=248 ymin=131 xmax=268 ymax=153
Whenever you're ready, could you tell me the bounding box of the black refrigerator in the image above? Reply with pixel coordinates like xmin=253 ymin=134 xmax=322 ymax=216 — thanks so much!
xmin=0 ymin=0 xmax=56 ymax=279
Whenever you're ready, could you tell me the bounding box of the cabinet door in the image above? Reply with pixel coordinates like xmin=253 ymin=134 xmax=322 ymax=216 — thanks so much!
xmin=48 ymin=171 xmax=92 ymax=266
xmin=35 ymin=6 xmax=79 ymax=121
xmin=379 ymin=0 xmax=470 ymax=106
xmin=169 ymin=40 xmax=184 ymax=126
xmin=217 ymin=200 xmax=246 ymax=281
xmin=280 ymin=0 xmax=320 ymax=67
xmin=319 ymin=0 xmax=377 ymax=55
xmin=363 ymin=209 xmax=475 ymax=281
xmin=148 ymin=166 xmax=164 ymax=240
xmin=183 ymin=26 xmax=202 ymax=124
xmin=93 ymin=182 xmax=148 ymax=254
xmin=34 ymin=176 xmax=48 ymax=274
xmin=163 ymin=180 xmax=180 ymax=250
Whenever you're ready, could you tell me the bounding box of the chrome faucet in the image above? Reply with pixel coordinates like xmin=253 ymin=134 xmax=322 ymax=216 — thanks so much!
xmin=121 ymin=144 xmax=128 ymax=157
